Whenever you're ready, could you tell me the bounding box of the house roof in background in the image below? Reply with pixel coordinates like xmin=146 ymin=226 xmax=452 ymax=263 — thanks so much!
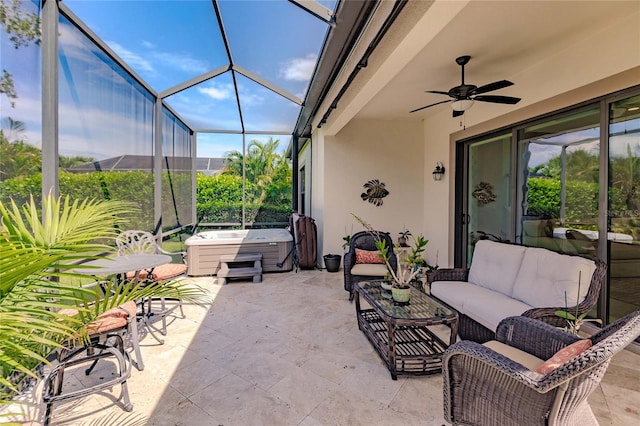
xmin=66 ymin=155 xmax=226 ymax=175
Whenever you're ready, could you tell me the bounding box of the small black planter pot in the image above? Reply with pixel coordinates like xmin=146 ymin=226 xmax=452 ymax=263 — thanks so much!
xmin=323 ymin=254 xmax=341 ymax=272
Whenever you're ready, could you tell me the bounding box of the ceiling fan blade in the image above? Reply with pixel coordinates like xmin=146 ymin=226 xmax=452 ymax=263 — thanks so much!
xmin=410 ymin=99 xmax=452 ymax=113
xmin=473 ymin=95 xmax=521 ymax=105
xmin=425 ymin=90 xmax=450 ymax=96
xmin=471 ymin=80 xmax=513 ymax=95
xmin=453 ymin=110 xmax=464 ymax=118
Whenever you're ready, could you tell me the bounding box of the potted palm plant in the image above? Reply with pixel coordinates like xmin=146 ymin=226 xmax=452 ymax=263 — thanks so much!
xmin=398 ymin=229 xmax=411 ymax=247
xmin=0 ymin=195 xmax=210 ymax=405
xmin=352 ymin=214 xmax=428 ymax=303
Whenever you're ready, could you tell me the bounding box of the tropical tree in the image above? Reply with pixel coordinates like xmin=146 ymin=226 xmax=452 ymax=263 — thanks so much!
xmin=0 ymin=130 xmax=41 ymax=181
xmin=0 ymin=0 xmax=41 ymax=107
xmin=59 ymin=155 xmax=95 ymax=169
xmin=0 ymin=195 xmax=209 ymax=405
xmin=222 ymin=137 xmax=291 ymax=204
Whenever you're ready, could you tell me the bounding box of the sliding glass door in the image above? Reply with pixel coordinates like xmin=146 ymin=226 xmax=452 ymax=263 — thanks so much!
xmin=456 ymin=89 xmax=640 ymax=327
xmin=516 ymin=108 xmax=600 ymax=256
xmin=608 ymin=94 xmax=640 ymax=322
xmin=462 ymin=133 xmax=512 ymax=266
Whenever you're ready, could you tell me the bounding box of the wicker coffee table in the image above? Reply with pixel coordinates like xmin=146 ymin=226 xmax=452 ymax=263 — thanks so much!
xmin=354 ymin=280 xmax=458 ymax=380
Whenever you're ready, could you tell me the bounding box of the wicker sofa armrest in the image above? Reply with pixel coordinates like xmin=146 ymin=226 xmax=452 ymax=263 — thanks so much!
xmin=495 ymin=316 xmax=580 ymax=361
xmin=430 ymin=267 xmax=468 ymax=282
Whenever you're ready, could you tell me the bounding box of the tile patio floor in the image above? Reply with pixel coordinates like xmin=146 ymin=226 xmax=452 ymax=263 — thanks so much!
xmin=6 ymin=269 xmax=640 ymax=425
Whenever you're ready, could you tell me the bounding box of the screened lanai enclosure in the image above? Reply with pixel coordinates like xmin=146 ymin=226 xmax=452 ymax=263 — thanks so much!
xmin=0 ymin=0 xmax=340 ymax=240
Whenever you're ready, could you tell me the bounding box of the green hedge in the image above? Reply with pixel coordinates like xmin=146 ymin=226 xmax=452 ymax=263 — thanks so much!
xmin=526 ymin=177 xmax=599 ymax=221
xmin=526 ymin=177 xmax=630 ymax=223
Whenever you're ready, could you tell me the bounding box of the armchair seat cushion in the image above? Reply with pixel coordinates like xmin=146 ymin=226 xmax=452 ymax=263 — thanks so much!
xmin=88 ymin=301 xmax=137 ymax=334
xmin=483 ymin=340 xmax=544 ymax=371
xmin=350 ymin=263 xmax=388 ymax=277
xmin=126 ymin=263 xmax=187 ymax=281
xmin=58 ymin=301 xmax=137 ymax=335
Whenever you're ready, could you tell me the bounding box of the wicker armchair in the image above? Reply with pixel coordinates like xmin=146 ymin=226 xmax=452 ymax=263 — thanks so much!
xmin=343 ymin=230 xmax=397 ymax=301
xmin=443 ymin=312 xmax=640 ymax=426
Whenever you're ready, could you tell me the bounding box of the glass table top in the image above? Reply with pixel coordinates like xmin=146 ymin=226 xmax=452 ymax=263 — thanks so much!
xmin=356 ymin=280 xmax=455 ymax=321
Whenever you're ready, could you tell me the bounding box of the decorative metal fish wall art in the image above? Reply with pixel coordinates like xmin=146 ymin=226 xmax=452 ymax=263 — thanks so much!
xmin=361 ymin=179 xmax=389 ymax=206
xmin=472 ymin=181 xmax=497 ymax=205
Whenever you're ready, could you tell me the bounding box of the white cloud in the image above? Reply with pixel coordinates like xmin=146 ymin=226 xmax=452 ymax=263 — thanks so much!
xmin=107 ymin=41 xmax=154 ymax=74
xmin=197 ymin=82 xmax=234 ymax=100
xmin=280 ymin=54 xmax=317 ymax=82
xmin=109 ymin=40 xmax=208 ymax=76
xmin=153 ymin=52 xmax=208 ymax=74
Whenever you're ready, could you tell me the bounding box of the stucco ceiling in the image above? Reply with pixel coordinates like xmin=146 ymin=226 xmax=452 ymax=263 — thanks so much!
xmin=354 ymin=1 xmax=639 ymax=122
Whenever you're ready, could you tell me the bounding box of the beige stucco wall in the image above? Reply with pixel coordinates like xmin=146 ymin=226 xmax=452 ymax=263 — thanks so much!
xmin=308 ymin=1 xmax=639 ymax=269
xmin=418 ymin=0 xmax=640 ymax=267
xmin=311 ymin=119 xmax=424 ymax=265
xmin=422 ymin=66 xmax=640 ymax=268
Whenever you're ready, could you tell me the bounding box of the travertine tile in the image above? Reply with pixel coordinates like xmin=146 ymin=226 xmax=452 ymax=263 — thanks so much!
xmin=268 ymin=366 xmax=342 ymax=414
xmin=6 ymin=270 xmax=638 ymax=425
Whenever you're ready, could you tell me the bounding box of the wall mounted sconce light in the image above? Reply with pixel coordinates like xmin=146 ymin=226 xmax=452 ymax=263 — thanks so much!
xmin=432 ymin=162 xmax=446 ymax=181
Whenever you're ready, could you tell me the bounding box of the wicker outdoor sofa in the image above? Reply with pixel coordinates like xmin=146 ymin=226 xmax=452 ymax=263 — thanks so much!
xmin=430 ymin=240 xmax=606 ymax=343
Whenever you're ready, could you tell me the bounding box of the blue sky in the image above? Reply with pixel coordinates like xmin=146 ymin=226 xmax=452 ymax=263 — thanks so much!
xmin=65 ymin=0 xmax=333 ymax=157
xmin=63 ymin=0 xmax=332 ymax=157
xmin=0 ymin=0 xmax=333 ymax=159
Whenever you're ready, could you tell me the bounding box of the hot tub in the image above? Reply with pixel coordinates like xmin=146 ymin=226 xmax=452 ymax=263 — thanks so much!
xmin=185 ymin=229 xmax=293 ymax=276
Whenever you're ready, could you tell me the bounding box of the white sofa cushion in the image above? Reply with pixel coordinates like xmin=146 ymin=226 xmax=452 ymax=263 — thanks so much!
xmin=512 ymin=247 xmax=596 ymax=308
xmin=463 ymin=290 xmax=533 ymax=332
xmin=468 ymin=240 xmax=527 ymax=296
xmin=350 ymin=263 xmax=388 ymax=276
xmin=431 ymin=281 xmax=489 ymax=312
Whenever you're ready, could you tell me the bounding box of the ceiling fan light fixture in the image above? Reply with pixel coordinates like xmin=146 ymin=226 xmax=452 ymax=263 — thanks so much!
xmin=452 ymin=99 xmax=474 ymax=112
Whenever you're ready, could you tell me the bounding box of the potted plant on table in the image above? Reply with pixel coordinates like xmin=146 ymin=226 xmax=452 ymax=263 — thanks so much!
xmin=352 ymin=214 xmax=428 ymax=303
xmin=342 ymin=225 xmax=353 ymax=252
xmin=398 ymin=229 xmax=411 ymax=247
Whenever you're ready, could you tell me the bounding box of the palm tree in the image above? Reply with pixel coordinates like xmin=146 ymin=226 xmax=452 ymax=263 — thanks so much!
xmin=222 ymin=138 xmax=291 ymax=203
xmin=0 ymin=195 xmax=209 ymax=404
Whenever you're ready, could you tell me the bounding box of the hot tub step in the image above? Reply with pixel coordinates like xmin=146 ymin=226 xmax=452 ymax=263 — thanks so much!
xmin=218 ymin=253 xmax=262 ymax=285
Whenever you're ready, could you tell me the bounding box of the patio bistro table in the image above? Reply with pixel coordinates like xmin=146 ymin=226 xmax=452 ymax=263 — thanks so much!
xmin=73 ymin=253 xmax=172 ymax=344
xmin=354 ymin=280 xmax=458 ymax=380
xmin=73 ymin=254 xmax=172 ymax=278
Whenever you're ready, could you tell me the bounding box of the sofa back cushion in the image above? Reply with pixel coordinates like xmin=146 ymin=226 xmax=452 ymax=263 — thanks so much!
xmin=512 ymin=247 xmax=596 ymax=307
xmin=468 ymin=240 xmax=527 ymax=296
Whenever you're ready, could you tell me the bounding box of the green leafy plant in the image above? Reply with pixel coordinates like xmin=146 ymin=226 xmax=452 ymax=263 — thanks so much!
xmin=352 ymin=214 xmax=428 ymax=288
xmin=0 ymin=194 xmax=211 ymax=406
xmin=342 ymin=225 xmax=353 ymax=250
xmin=554 ymin=272 xmax=602 ymax=335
